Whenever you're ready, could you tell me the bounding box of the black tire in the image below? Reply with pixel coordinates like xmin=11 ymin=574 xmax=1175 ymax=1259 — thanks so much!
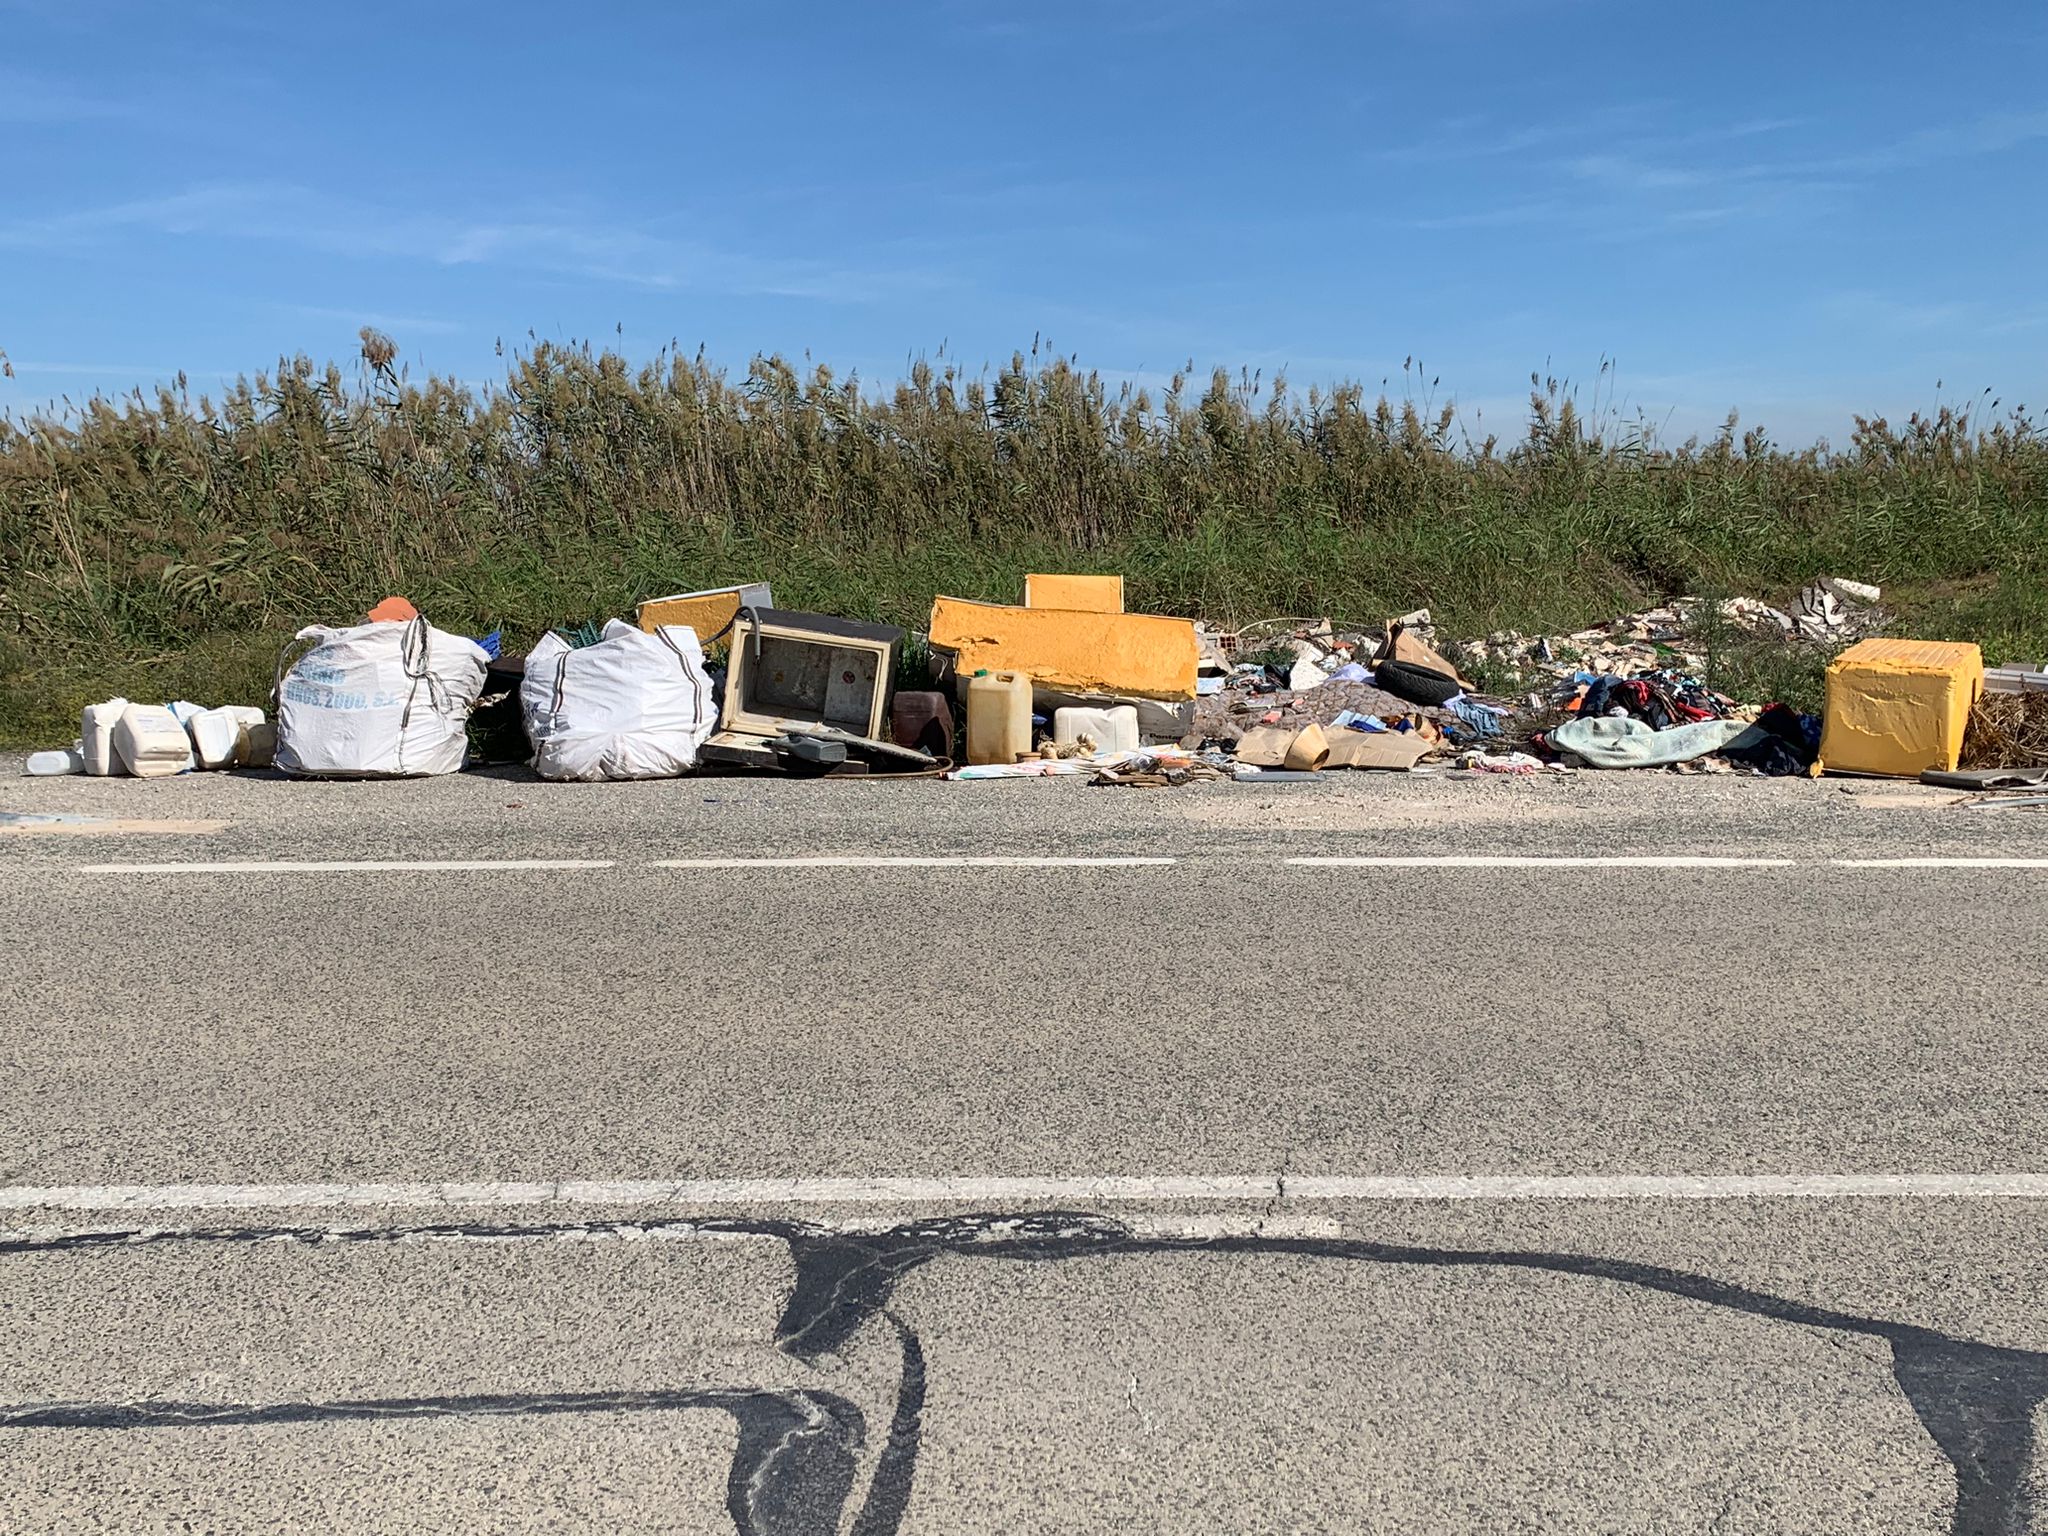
xmin=1373 ymin=659 xmax=1463 ymax=707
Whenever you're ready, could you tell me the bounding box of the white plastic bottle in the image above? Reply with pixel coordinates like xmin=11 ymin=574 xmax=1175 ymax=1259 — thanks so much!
xmin=26 ymin=747 xmax=84 ymax=776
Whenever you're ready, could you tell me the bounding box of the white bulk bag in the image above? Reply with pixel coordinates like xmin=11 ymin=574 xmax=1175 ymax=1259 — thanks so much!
xmin=520 ymin=620 xmax=716 ymax=781
xmin=275 ymin=616 xmax=488 ymax=778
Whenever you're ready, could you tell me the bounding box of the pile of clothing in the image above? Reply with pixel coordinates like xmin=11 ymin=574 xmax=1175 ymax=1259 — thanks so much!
xmin=1565 ymin=669 xmax=1737 ymax=729
xmin=1534 ymin=669 xmax=1820 ymax=776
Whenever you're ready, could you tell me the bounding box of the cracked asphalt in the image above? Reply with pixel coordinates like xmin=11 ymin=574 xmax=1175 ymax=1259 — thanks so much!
xmin=4 ymin=760 xmax=2048 ymax=1533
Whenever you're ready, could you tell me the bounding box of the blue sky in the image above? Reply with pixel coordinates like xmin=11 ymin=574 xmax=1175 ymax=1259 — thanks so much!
xmin=3 ymin=0 xmax=2044 ymax=444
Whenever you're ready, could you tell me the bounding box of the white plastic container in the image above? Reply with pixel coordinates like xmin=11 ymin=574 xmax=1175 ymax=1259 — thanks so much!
xmin=966 ymin=671 xmax=1033 ymax=766
xmin=186 ymin=707 xmax=244 ymax=770
xmin=26 ymin=747 xmax=84 ymax=776
xmin=240 ymin=720 xmax=278 ymax=769
xmin=1052 ymin=704 xmax=1139 ymax=756
xmin=81 ymin=697 xmax=130 ymax=776
xmin=113 ymin=703 xmax=195 ymax=778
xmin=224 ymin=705 xmax=268 ymax=767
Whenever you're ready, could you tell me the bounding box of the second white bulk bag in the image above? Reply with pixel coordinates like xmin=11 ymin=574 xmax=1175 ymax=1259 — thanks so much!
xmin=274 ymin=616 xmax=488 ymax=778
xmin=520 ymin=620 xmax=716 ymax=781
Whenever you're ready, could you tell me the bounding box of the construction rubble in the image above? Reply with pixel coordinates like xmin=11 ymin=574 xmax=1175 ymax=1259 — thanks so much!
xmin=17 ymin=571 xmax=2047 ymax=797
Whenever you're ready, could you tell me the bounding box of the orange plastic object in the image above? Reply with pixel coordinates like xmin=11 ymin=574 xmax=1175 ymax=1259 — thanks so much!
xmin=1024 ymin=574 xmax=1125 ymax=613
xmin=366 ymin=596 xmax=419 ymax=623
xmin=635 ymin=583 xmax=772 ymax=651
xmin=929 ymin=597 xmax=1198 ymax=700
xmin=1817 ymin=638 xmax=1984 ymax=777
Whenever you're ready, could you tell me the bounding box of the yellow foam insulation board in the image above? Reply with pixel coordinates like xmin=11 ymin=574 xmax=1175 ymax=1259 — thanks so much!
xmin=929 ymin=597 xmax=1198 ymax=700
xmin=635 ymin=582 xmax=771 ymax=651
xmin=1024 ymin=574 xmax=1125 ymax=613
xmin=1817 ymin=638 xmax=1983 ymax=777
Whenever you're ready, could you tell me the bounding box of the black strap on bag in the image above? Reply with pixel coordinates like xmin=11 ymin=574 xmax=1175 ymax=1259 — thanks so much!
xmin=651 ymin=624 xmax=712 ymax=721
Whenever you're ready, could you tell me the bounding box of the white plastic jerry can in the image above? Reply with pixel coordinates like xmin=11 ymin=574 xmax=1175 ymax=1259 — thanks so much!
xmin=112 ymin=704 xmax=195 ymax=778
xmin=1052 ymin=705 xmax=1140 ymax=756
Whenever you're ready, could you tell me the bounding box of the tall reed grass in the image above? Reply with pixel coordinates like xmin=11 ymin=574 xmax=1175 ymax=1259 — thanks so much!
xmin=3 ymin=334 xmax=2043 ymax=741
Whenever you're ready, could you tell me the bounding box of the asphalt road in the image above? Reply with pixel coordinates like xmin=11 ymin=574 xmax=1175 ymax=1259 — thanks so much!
xmin=4 ymin=762 xmax=2047 ymax=1534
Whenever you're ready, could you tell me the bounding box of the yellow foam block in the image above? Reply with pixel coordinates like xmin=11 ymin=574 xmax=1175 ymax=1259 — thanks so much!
xmin=929 ymin=597 xmax=1198 ymax=700
xmin=635 ymin=583 xmax=771 ymax=651
xmin=1818 ymin=638 xmax=1983 ymax=777
xmin=1024 ymin=573 xmax=1125 ymax=613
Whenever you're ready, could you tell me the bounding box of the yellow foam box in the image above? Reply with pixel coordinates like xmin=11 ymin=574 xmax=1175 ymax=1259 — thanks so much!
xmin=635 ymin=582 xmax=771 ymax=651
xmin=1024 ymin=573 xmax=1125 ymax=613
xmin=1817 ymin=638 xmax=1983 ymax=777
xmin=929 ymin=597 xmax=1198 ymax=700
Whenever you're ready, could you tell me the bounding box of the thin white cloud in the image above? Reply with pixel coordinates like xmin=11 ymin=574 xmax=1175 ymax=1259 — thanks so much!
xmin=1401 ymin=200 xmax=1569 ymax=230
xmin=2 ymin=361 xmax=198 ymax=377
xmin=1379 ymin=104 xmax=1656 ymax=164
xmin=0 ymin=70 xmax=129 ymax=124
xmin=273 ymin=304 xmax=462 ymax=336
xmin=1560 ymin=108 xmax=2048 ymax=201
xmin=0 ymin=181 xmax=950 ymax=305
xmin=1394 ymin=106 xmax=2042 ymax=233
xmin=1825 ymin=290 xmax=2048 ymax=342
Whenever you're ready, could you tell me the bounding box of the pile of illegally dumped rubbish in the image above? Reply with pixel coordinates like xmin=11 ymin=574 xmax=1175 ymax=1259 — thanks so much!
xmin=1463 ymin=578 xmax=1886 ymax=696
xmin=17 ymin=568 xmax=2045 ymax=795
xmin=1434 ymin=580 xmax=1890 ymax=777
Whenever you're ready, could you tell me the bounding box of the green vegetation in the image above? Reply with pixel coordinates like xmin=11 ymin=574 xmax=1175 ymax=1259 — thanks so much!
xmin=3 ymin=334 xmax=2043 ymax=744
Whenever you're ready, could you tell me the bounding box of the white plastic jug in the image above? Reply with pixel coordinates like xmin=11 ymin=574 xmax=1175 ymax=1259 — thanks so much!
xmin=240 ymin=720 xmax=278 ymax=769
xmin=966 ymin=671 xmax=1033 ymax=766
xmin=81 ymin=698 xmax=129 ymax=776
xmin=185 ymin=708 xmax=244 ymax=770
xmin=25 ymin=747 xmax=84 ymax=776
xmin=1052 ymin=704 xmax=1139 ymax=756
xmin=113 ymin=704 xmax=195 ymax=778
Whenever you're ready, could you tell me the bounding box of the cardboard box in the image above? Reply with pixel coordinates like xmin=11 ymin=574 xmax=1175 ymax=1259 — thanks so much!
xmin=1817 ymin=638 xmax=1983 ymax=778
xmin=1236 ymin=723 xmax=1330 ymax=771
xmin=1325 ymin=729 xmax=1436 ymax=771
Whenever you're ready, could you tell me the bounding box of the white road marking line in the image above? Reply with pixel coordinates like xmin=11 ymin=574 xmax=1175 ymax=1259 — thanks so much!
xmin=1282 ymin=1174 xmax=2048 ymax=1199
xmin=5 ymin=1172 xmax=2048 ymax=1215
xmin=648 ymin=856 xmax=1177 ymax=868
xmin=1286 ymin=855 xmax=1794 ymax=869
xmin=0 ymin=1177 xmax=1268 ymax=1212
xmin=1833 ymin=858 xmax=2048 ymax=869
xmin=44 ymin=855 xmax=2038 ymax=877
xmin=75 ymin=860 xmax=615 ymax=874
